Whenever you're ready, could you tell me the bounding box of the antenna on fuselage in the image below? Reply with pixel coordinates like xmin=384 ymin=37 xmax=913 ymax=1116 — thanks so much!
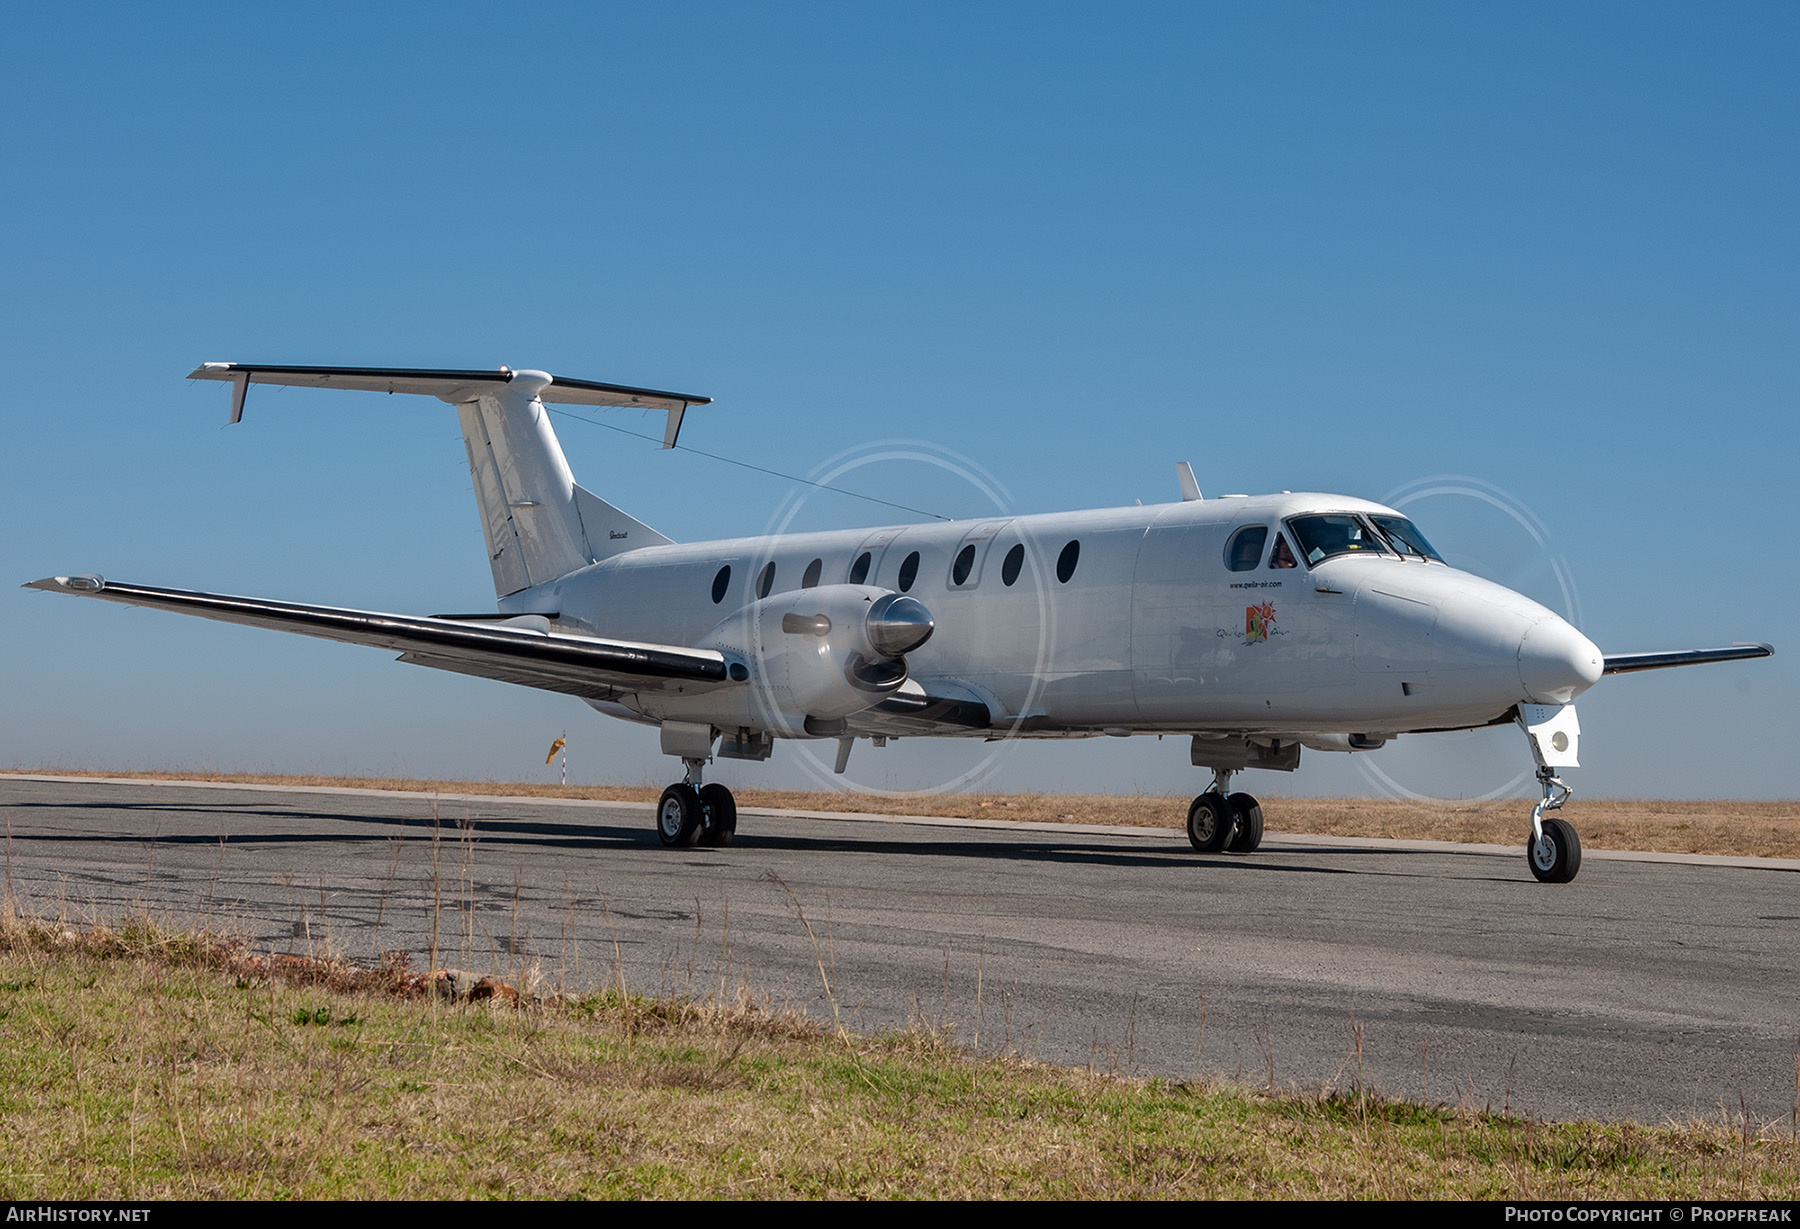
xmin=1176 ymin=462 xmax=1202 ymax=501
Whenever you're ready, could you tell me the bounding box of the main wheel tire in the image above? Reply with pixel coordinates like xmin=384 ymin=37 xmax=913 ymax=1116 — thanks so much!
xmin=1187 ymin=792 xmax=1237 ymax=853
xmin=657 ymin=784 xmax=703 ymax=848
xmin=1527 ymin=816 xmax=1582 ymax=883
xmin=697 ymin=783 xmax=737 ymax=847
xmin=1226 ymin=793 xmax=1263 ymax=853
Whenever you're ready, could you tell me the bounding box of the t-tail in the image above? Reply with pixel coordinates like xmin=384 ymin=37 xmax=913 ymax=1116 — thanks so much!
xmin=188 ymin=363 xmax=712 ymax=598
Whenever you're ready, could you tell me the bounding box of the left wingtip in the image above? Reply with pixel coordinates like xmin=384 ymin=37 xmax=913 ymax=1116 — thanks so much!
xmin=24 ymin=574 xmax=105 ymax=594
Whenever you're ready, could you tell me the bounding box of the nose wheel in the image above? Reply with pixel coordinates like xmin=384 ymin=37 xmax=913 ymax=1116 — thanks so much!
xmin=656 ymin=758 xmax=738 ymax=848
xmin=1526 ymin=767 xmax=1581 ymax=883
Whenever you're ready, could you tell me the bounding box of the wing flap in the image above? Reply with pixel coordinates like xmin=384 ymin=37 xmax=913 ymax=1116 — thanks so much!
xmin=394 ymin=651 xmax=631 ymax=701
xmin=25 ymin=576 xmax=728 ymax=695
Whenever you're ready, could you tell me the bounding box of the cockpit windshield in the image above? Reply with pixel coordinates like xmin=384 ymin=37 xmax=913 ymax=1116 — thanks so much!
xmin=1286 ymin=514 xmax=1392 ymax=566
xmin=1368 ymin=515 xmax=1443 ymax=562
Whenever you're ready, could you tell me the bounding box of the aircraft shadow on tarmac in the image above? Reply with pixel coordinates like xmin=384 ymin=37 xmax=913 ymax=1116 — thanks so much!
xmin=0 ymin=795 xmax=1561 ymax=880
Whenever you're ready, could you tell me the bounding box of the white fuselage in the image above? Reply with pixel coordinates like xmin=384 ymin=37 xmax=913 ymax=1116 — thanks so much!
xmin=505 ymin=491 xmax=1603 ymax=742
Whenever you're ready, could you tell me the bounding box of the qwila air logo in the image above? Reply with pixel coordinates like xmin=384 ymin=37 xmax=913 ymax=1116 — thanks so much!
xmin=1245 ymin=601 xmax=1277 ymax=643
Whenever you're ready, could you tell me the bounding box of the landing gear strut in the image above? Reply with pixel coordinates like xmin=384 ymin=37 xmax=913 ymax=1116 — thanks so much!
xmin=657 ymin=756 xmax=737 ymax=849
xmin=1187 ymin=769 xmax=1263 ymax=855
xmin=1517 ymin=705 xmax=1583 ymax=883
xmin=1526 ymin=766 xmax=1580 ymax=883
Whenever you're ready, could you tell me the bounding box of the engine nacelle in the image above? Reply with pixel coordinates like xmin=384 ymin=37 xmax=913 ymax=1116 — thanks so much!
xmin=700 ymin=584 xmax=934 ymax=735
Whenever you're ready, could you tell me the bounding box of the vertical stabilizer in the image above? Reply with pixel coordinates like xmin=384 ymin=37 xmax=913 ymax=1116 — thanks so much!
xmin=456 ymin=372 xmax=673 ymax=597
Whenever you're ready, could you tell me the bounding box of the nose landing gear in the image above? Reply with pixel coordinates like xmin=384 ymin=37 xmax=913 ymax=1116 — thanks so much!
xmin=1526 ymin=766 xmax=1580 ymax=883
xmin=1517 ymin=704 xmax=1583 ymax=882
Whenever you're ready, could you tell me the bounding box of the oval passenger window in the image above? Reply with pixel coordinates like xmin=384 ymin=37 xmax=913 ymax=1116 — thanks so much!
xmin=711 ymin=565 xmax=731 ymax=604
xmin=802 ymin=558 xmax=823 ymax=589
xmin=1001 ymin=543 xmax=1025 ymax=586
xmin=1056 ymin=540 xmax=1080 ymax=584
xmin=952 ymin=544 xmax=976 ymax=586
xmin=848 ymin=552 xmax=872 ymax=584
xmin=756 ymin=561 xmax=776 ymax=599
xmin=898 ymin=551 xmax=921 ymax=592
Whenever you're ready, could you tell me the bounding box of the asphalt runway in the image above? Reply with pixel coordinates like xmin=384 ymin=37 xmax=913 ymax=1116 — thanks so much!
xmin=5 ymin=774 xmax=1798 ymax=1127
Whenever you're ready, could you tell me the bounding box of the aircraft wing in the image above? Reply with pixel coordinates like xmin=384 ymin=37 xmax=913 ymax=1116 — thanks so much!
xmin=843 ymin=678 xmax=994 ymax=737
xmin=25 ymin=575 xmax=729 ymax=702
xmin=1602 ymin=643 xmax=1774 ymax=674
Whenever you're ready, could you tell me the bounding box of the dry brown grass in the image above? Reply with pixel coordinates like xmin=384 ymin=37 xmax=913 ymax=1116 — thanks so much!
xmin=3 ymin=913 xmax=1797 ymax=1199
xmin=11 ymin=768 xmax=1800 ymax=860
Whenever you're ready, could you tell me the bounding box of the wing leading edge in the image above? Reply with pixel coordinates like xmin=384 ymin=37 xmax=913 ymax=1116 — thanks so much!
xmin=25 ymin=576 xmax=728 ymax=702
xmin=1602 ymin=643 xmax=1774 ymax=674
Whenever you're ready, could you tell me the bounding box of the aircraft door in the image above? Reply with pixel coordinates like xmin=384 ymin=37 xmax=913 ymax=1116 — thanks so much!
xmin=1132 ymin=514 xmax=1220 ymax=722
xmin=947 ymin=520 xmax=1011 ymax=589
xmin=1134 ymin=517 xmax=1322 ymax=722
xmin=1211 ymin=520 xmax=1312 ymax=706
xmin=846 ymin=528 xmax=903 ymax=586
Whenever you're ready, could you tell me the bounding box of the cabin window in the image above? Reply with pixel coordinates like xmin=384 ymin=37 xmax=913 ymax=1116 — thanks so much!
xmin=1001 ymin=543 xmax=1025 ymax=586
xmin=848 ymin=551 xmax=872 ymax=584
xmin=756 ymin=561 xmax=776 ymax=599
xmin=1268 ymin=534 xmax=1297 ymax=569
xmin=1369 ymin=516 xmax=1443 ymax=562
xmin=1225 ymin=526 xmax=1268 ymax=572
xmin=952 ymin=544 xmax=977 ymax=586
xmin=1056 ymin=539 xmax=1080 ymax=584
xmin=1287 ymin=514 xmax=1392 ymax=566
xmin=802 ymin=558 xmax=823 ymax=589
xmin=711 ymin=565 xmax=731 ymax=604
xmin=898 ymin=551 xmax=921 ymax=592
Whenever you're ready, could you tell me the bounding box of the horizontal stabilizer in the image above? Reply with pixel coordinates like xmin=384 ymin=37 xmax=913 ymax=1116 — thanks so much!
xmin=1602 ymin=643 xmax=1774 ymax=674
xmin=189 ymin=362 xmax=711 ymax=445
xmin=25 ymin=575 xmax=729 ymax=701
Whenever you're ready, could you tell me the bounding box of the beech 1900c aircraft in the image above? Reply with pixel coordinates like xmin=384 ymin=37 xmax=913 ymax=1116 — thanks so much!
xmin=29 ymin=364 xmax=1774 ymax=884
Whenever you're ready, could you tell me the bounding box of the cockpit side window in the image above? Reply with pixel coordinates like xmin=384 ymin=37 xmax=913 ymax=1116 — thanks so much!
xmin=1224 ymin=525 xmax=1268 ymax=572
xmin=1268 ymin=533 xmax=1297 ymax=569
xmin=1286 ymin=514 xmax=1392 ymax=566
xmin=1369 ymin=515 xmax=1443 ymax=562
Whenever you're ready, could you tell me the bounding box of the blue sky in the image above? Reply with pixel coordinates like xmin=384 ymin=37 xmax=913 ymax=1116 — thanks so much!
xmin=3 ymin=3 xmax=1795 ymax=799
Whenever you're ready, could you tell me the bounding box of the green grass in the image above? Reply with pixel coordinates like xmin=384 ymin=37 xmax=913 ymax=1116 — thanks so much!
xmin=1 ymin=915 xmax=1796 ymax=1199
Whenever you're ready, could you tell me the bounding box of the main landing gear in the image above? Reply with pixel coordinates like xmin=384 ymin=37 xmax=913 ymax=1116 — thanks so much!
xmin=1186 ymin=769 xmax=1263 ymax=855
xmin=657 ymin=757 xmax=737 ymax=848
xmin=1526 ymin=766 xmax=1580 ymax=883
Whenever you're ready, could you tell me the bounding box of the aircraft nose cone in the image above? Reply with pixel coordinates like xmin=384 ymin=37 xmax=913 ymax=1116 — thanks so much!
xmin=1518 ymin=617 xmax=1603 ymax=705
xmin=866 ymin=593 xmax=934 ymax=658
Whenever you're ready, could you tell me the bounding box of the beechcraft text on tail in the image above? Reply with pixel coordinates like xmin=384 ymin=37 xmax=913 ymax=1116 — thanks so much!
xmin=27 ymin=362 xmax=1774 ymax=882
